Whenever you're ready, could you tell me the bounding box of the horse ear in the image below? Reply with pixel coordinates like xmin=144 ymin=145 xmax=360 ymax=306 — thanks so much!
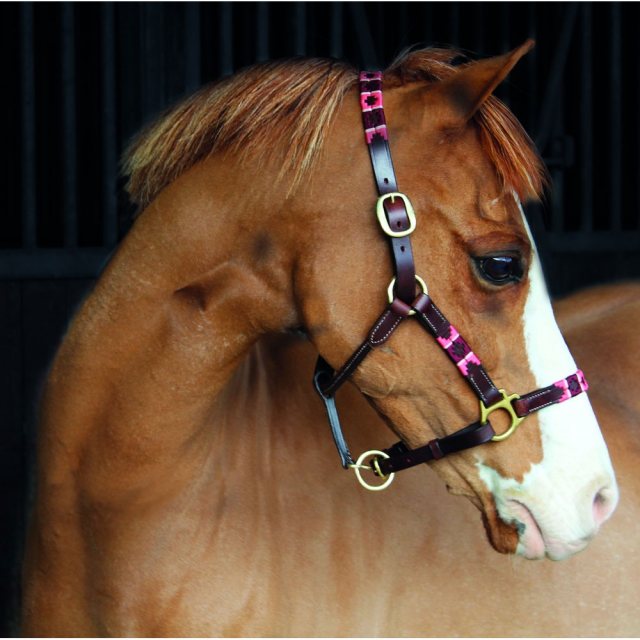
xmin=431 ymin=39 xmax=535 ymax=129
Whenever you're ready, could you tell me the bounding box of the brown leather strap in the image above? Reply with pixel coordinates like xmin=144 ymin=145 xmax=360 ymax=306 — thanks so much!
xmin=368 ymin=136 xmax=398 ymax=193
xmin=376 ymin=420 xmax=497 ymax=476
xmin=513 ymin=370 xmax=588 ymax=417
xmin=514 ymin=386 xmax=564 ymax=417
xmin=318 ymin=300 xmax=412 ymax=397
xmin=361 ymin=73 xmax=416 ymax=304
xmin=384 ymin=200 xmax=416 ymax=303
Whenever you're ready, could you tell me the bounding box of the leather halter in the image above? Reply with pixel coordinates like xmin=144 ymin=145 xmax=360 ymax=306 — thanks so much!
xmin=313 ymin=71 xmax=589 ymax=491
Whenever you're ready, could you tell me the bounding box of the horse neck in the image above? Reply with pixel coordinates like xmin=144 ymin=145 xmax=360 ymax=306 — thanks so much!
xmin=41 ymin=155 xmax=299 ymax=498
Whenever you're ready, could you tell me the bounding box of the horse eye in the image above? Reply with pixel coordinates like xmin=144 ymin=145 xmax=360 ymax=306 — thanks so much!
xmin=475 ymin=255 xmax=524 ymax=285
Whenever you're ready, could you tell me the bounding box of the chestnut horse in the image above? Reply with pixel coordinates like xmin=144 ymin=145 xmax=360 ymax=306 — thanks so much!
xmin=23 ymin=43 xmax=630 ymax=635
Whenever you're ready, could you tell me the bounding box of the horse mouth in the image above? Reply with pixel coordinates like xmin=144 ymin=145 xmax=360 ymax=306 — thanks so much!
xmin=482 ymin=494 xmax=611 ymax=561
xmin=481 ymin=502 xmax=521 ymax=555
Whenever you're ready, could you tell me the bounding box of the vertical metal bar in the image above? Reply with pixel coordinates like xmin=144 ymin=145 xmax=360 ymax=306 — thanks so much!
xmin=349 ymin=3 xmax=378 ymax=70
xmin=423 ymin=3 xmax=433 ymax=47
xmin=534 ymin=2 xmax=578 ymax=154
xmin=449 ymin=3 xmax=460 ymax=48
xmin=500 ymin=3 xmax=511 ymax=105
xmin=294 ymin=3 xmax=307 ymax=56
xmin=397 ymin=4 xmax=408 ymax=55
xmin=20 ymin=2 xmax=36 ymax=250
xmin=61 ymin=2 xmax=77 ymax=248
xmin=219 ymin=2 xmax=233 ymax=75
xmin=551 ymin=89 xmax=565 ymax=234
xmin=101 ymin=2 xmax=118 ymax=247
xmin=141 ymin=4 xmax=165 ymax=116
xmin=184 ymin=3 xmax=201 ymax=92
xmin=637 ymin=11 xmax=640 ymax=230
xmin=256 ymin=2 xmax=269 ymax=62
xmin=330 ymin=3 xmax=343 ymax=59
xmin=527 ymin=3 xmax=538 ymax=133
xmin=580 ymin=4 xmax=593 ymax=233
xmin=610 ymin=3 xmax=622 ymax=231
xmin=474 ymin=4 xmax=485 ymax=54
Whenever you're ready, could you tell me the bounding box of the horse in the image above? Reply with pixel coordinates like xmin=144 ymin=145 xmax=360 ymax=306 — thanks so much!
xmin=22 ymin=42 xmax=631 ymax=635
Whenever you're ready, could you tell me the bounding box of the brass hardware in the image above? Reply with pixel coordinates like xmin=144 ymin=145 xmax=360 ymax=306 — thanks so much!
xmin=349 ymin=450 xmax=395 ymax=491
xmin=387 ymin=275 xmax=428 ymax=316
xmin=480 ymin=389 xmax=525 ymax=442
xmin=376 ymin=192 xmax=417 ymax=238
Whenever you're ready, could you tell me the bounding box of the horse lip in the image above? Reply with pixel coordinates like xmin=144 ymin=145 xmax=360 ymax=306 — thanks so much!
xmin=506 ymin=499 xmax=547 ymax=559
xmin=502 ymin=498 xmax=594 ymax=561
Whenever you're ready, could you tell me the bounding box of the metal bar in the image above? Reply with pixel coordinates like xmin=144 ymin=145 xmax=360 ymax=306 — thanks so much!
xmin=580 ymin=4 xmax=593 ymax=233
xmin=500 ymin=3 xmax=511 ymax=105
xmin=256 ymin=2 xmax=269 ymax=62
xmin=474 ymin=4 xmax=485 ymax=54
xmin=184 ymin=3 xmax=201 ymax=92
xmin=141 ymin=4 xmax=165 ymax=115
xmin=397 ymin=4 xmax=408 ymax=56
xmin=534 ymin=2 xmax=578 ymax=154
xmin=551 ymin=87 xmax=565 ymax=233
xmin=20 ymin=2 xmax=36 ymax=250
xmin=294 ymin=2 xmax=307 ymax=56
xmin=330 ymin=3 xmax=343 ymax=59
xmin=527 ymin=3 xmax=537 ymax=132
xmin=423 ymin=4 xmax=432 ymax=47
xmin=637 ymin=5 xmax=640 ymax=231
xmin=219 ymin=2 xmax=233 ymax=75
xmin=349 ymin=2 xmax=379 ymax=70
xmin=101 ymin=3 xmax=118 ymax=248
xmin=449 ymin=4 xmax=460 ymax=48
xmin=610 ymin=3 xmax=622 ymax=232
xmin=61 ymin=2 xmax=78 ymax=248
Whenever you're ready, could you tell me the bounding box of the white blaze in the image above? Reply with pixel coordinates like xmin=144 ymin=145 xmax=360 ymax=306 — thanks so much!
xmin=477 ymin=197 xmax=618 ymax=560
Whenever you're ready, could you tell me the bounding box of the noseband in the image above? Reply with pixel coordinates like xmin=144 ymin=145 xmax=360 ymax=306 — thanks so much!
xmin=313 ymin=71 xmax=588 ymax=491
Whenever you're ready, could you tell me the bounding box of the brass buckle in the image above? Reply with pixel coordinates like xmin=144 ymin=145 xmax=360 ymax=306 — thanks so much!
xmin=480 ymin=389 xmax=525 ymax=442
xmin=349 ymin=450 xmax=395 ymax=491
xmin=376 ymin=192 xmax=417 ymax=238
xmin=387 ymin=275 xmax=428 ymax=316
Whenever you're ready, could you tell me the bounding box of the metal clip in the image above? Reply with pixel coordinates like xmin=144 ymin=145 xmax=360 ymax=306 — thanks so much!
xmin=348 ymin=450 xmax=395 ymax=491
xmin=387 ymin=275 xmax=428 ymax=316
xmin=480 ymin=389 xmax=525 ymax=442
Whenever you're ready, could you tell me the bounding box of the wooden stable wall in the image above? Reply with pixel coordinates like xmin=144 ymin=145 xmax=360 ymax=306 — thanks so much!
xmin=1 ymin=2 xmax=639 ymax=634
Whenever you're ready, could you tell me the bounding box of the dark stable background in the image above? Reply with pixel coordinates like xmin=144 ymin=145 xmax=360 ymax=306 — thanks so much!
xmin=1 ymin=2 xmax=639 ymax=634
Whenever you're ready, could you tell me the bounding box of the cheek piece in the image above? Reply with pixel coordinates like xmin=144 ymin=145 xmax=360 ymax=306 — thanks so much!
xmin=313 ymin=71 xmax=588 ymax=491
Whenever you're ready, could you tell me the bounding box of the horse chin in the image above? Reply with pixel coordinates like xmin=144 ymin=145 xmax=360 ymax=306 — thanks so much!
xmin=480 ymin=499 xmax=521 ymax=555
xmin=444 ymin=482 xmax=520 ymax=555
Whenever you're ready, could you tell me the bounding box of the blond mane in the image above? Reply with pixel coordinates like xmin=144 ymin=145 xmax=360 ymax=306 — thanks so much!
xmin=123 ymin=50 xmax=546 ymax=209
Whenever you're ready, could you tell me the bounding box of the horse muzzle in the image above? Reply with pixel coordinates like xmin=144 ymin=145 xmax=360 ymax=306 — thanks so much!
xmin=497 ymin=479 xmax=619 ymax=560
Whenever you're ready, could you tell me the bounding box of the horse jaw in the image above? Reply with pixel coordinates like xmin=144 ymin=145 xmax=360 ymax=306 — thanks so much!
xmin=476 ymin=198 xmax=619 ymax=560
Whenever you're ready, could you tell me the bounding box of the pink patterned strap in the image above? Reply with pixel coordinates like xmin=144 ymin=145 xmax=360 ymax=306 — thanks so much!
xmin=412 ymin=293 xmax=502 ymax=407
xmin=412 ymin=292 xmax=589 ymax=414
xmin=514 ymin=370 xmax=589 ymax=417
xmin=359 ymin=71 xmax=388 ymax=144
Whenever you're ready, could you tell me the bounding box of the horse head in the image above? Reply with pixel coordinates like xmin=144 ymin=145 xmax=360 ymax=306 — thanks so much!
xmin=123 ymin=42 xmax=618 ymax=561
xmin=293 ymin=43 xmax=618 ymax=560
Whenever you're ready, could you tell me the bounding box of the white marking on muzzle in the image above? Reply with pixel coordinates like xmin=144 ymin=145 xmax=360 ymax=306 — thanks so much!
xmin=477 ymin=197 xmax=618 ymax=560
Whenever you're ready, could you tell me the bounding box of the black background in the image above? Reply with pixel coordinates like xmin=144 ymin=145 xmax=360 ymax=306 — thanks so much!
xmin=1 ymin=2 xmax=639 ymax=634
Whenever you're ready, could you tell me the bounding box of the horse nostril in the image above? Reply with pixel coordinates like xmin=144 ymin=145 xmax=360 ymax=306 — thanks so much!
xmin=592 ymin=487 xmax=616 ymax=527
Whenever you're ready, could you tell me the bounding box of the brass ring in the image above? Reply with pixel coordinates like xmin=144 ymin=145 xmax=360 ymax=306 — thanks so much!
xmin=350 ymin=450 xmax=395 ymax=491
xmin=387 ymin=275 xmax=428 ymax=316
